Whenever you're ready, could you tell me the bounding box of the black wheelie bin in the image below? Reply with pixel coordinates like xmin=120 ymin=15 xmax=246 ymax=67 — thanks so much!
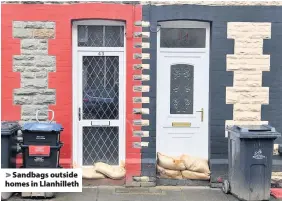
xmin=223 ymin=125 xmax=281 ymax=201
xmin=1 ymin=121 xmax=21 ymax=201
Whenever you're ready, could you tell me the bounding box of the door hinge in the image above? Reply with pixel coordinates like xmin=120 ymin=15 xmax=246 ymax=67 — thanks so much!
xmin=78 ymin=107 xmax=81 ymax=121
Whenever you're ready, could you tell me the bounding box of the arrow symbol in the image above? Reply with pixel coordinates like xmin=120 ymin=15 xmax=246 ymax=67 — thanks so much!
xmin=6 ymin=173 xmax=11 ymax=178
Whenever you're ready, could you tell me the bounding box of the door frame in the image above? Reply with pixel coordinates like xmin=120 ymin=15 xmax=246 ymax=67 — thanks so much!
xmin=156 ymin=20 xmax=210 ymax=158
xmin=72 ymin=20 xmax=126 ymax=167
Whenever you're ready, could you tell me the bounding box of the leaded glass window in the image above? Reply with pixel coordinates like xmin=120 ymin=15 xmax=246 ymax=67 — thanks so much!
xmin=170 ymin=64 xmax=194 ymax=114
xmin=160 ymin=28 xmax=206 ymax=48
xmin=82 ymin=56 xmax=119 ymax=120
xmin=83 ymin=127 xmax=119 ymax=165
xmin=78 ymin=25 xmax=124 ymax=47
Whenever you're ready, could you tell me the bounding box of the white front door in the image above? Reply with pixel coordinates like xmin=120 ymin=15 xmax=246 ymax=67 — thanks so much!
xmin=72 ymin=20 xmax=126 ymax=167
xmin=156 ymin=21 xmax=210 ymax=159
xmin=77 ymin=51 xmax=125 ymax=167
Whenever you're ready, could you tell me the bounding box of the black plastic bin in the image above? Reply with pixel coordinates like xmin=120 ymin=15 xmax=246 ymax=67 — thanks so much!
xmin=21 ymin=143 xmax=63 ymax=168
xmin=1 ymin=121 xmax=20 ymax=168
xmin=223 ymin=125 xmax=281 ymax=201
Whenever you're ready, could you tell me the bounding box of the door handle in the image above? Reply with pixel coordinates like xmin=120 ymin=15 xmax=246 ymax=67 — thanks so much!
xmin=196 ymin=108 xmax=204 ymax=122
xmin=78 ymin=107 xmax=81 ymax=121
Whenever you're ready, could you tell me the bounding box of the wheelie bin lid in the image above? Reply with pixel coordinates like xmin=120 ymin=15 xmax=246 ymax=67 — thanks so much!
xmin=226 ymin=125 xmax=281 ymax=139
xmin=1 ymin=121 xmax=21 ymax=135
xmin=22 ymin=122 xmax=63 ymax=132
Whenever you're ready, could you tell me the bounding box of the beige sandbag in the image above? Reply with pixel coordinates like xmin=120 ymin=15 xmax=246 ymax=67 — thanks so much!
xmin=82 ymin=167 xmax=106 ymax=179
xmin=157 ymin=165 xmax=183 ymax=179
xmin=157 ymin=152 xmax=186 ymax=170
xmin=72 ymin=162 xmax=106 ymax=179
xmin=182 ymin=170 xmax=210 ymax=180
xmin=95 ymin=162 xmax=126 ymax=180
xmin=180 ymin=154 xmax=210 ymax=174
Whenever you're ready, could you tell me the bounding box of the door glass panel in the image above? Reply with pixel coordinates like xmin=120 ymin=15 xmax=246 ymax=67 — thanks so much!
xmin=83 ymin=127 xmax=119 ymax=165
xmin=105 ymin=26 xmax=124 ymax=47
xmin=82 ymin=56 xmax=119 ymax=119
xmin=78 ymin=25 xmax=124 ymax=47
xmin=170 ymin=64 xmax=194 ymax=114
xmin=160 ymin=28 xmax=206 ymax=48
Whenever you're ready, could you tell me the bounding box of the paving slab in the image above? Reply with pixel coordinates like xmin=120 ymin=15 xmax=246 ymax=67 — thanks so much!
xmin=7 ymin=186 xmax=280 ymax=201
xmin=182 ymin=188 xmax=232 ymax=201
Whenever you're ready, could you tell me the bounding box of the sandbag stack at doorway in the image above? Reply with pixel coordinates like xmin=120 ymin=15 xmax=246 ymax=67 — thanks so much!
xmin=157 ymin=152 xmax=210 ymax=180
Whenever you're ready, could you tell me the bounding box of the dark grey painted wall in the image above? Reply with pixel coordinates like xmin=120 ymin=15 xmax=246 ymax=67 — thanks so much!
xmin=141 ymin=4 xmax=282 ymax=176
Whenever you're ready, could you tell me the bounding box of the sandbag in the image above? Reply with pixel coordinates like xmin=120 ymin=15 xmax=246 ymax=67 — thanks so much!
xmin=157 ymin=165 xmax=183 ymax=179
xmin=181 ymin=170 xmax=210 ymax=180
xmin=95 ymin=162 xmax=125 ymax=180
xmin=157 ymin=152 xmax=186 ymax=170
xmin=72 ymin=162 xmax=106 ymax=179
xmin=180 ymin=154 xmax=210 ymax=174
xmin=82 ymin=167 xmax=106 ymax=179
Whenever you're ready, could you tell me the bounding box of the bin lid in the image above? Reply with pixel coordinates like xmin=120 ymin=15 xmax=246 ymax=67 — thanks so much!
xmin=227 ymin=125 xmax=281 ymax=138
xmin=22 ymin=122 xmax=63 ymax=132
xmin=1 ymin=121 xmax=21 ymax=135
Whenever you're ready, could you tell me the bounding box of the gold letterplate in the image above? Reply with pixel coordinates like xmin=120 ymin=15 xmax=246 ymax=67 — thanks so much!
xmin=172 ymin=122 xmax=191 ymax=127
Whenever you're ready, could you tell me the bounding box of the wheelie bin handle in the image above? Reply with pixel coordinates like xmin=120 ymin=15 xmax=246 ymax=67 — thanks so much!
xmin=36 ymin=109 xmax=55 ymax=123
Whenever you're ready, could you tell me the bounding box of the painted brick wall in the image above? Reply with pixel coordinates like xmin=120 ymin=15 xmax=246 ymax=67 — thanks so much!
xmin=1 ymin=3 xmax=142 ymax=185
xmin=142 ymin=5 xmax=282 ymax=181
xmin=3 ymin=1 xmax=282 ymax=185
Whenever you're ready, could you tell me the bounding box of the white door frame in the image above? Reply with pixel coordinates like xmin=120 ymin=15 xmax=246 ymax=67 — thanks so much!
xmin=156 ymin=20 xmax=210 ymax=158
xmin=72 ymin=20 xmax=126 ymax=167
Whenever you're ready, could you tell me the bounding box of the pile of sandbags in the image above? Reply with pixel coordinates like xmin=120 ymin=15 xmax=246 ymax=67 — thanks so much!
xmin=73 ymin=161 xmax=126 ymax=180
xmin=157 ymin=152 xmax=210 ymax=180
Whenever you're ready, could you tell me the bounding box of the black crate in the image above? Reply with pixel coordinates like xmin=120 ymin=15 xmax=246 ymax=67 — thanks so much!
xmin=22 ymin=130 xmax=61 ymax=146
xmin=22 ymin=122 xmax=63 ymax=146
xmin=21 ymin=143 xmax=62 ymax=168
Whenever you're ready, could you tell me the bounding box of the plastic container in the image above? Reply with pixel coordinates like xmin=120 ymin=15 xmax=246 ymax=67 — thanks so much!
xmin=22 ymin=122 xmax=62 ymax=146
xmin=223 ymin=125 xmax=281 ymax=201
xmin=21 ymin=143 xmax=62 ymax=168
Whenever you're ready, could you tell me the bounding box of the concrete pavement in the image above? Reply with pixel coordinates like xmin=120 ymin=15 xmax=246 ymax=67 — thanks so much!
xmin=8 ymin=186 xmax=280 ymax=201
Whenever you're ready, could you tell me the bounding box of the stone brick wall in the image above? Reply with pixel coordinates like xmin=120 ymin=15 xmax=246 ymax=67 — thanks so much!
xmin=12 ymin=21 xmax=56 ymax=122
xmin=142 ymin=4 xmax=282 ymax=184
xmin=225 ymin=22 xmax=270 ymax=128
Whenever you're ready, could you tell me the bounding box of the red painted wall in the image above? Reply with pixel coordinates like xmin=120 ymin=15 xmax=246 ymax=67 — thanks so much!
xmin=1 ymin=3 xmax=142 ymax=181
